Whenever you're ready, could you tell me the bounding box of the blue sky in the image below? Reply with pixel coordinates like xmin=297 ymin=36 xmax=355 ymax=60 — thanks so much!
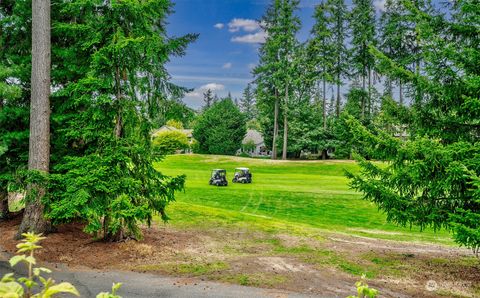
xmin=166 ymin=0 xmax=321 ymax=109
xmin=165 ymin=0 xmax=445 ymax=109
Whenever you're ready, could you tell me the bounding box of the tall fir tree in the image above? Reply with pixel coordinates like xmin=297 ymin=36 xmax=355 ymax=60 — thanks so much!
xmin=239 ymin=83 xmax=256 ymax=121
xmin=254 ymin=0 xmax=283 ymax=159
xmin=17 ymin=0 xmax=53 ymax=235
xmin=379 ymin=0 xmax=410 ymax=105
xmin=346 ymin=0 xmax=480 ymax=255
xmin=203 ymin=89 xmax=214 ymax=110
xmin=309 ymin=1 xmax=334 ymax=129
xmin=326 ymin=0 xmax=348 ymax=117
xmin=349 ymin=0 xmax=376 ymax=119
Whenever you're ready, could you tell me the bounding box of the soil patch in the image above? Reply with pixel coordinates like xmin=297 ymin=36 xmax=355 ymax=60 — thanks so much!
xmin=1 ymin=216 xmax=478 ymax=298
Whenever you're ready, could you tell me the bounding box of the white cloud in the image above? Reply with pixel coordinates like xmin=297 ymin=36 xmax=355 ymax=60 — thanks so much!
xmin=214 ymin=23 xmax=224 ymax=29
xmin=373 ymin=0 xmax=386 ymax=12
xmin=231 ymin=31 xmax=267 ymax=44
xmin=222 ymin=62 xmax=232 ymax=69
xmin=201 ymin=83 xmax=225 ymax=91
xmin=228 ymin=18 xmax=260 ymax=32
xmin=186 ymin=83 xmax=225 ymax=98
xmin=248 ymin=63 xmax=256 ymax=70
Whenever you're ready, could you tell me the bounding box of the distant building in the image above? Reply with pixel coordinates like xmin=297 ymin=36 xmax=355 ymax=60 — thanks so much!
xmin=241 ymin=129 xmax=268 ymax=156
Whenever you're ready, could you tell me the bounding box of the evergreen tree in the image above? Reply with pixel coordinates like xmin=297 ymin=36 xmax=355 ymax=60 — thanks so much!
xmin=326 ymin=0 xmax=348 ymax=117
xmin=203 ymin=89 xmax=214 ymax=110
xmin=349 ymin=0 xmax=376 ymax=119
xmin=193 ymin=99 xmax=246 ymax=155
xmin=0 ymin=0 xmax=32 ymax=221
xmin=346 ymin=0 xmax=480 ymax=255
xmin=239 ymin=83 xmax=256 ymax=121
xmin=309 ymin=1 xmax=334 ymax=129
xmin=379 ymin=0 xmax=410 ymax=105
xmin=254 ymin=0 xmax=282 ymax=159
xmin=16 ymin=0 xmax=53 ymax=235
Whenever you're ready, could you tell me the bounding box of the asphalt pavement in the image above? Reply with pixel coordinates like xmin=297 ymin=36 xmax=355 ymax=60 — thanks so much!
xmin=0 ymin=250 xmax=320 ymax=298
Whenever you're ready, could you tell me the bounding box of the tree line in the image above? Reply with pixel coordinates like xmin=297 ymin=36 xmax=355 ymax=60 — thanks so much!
xmin=253 ymin=0 xmax=436 ymax=160
xmin=252 ymin=0 xmax=480 ymax=255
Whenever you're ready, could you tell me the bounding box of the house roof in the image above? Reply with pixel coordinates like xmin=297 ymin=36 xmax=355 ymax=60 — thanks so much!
xmin=242 ymin=129 xmax=264 ymax=146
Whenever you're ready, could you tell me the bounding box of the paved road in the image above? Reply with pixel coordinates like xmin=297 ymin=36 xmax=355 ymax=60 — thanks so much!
xmin=0 ymin=250 xmax=320 ymax=298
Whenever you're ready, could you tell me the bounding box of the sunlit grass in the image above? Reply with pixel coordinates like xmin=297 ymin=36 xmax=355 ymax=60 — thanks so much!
xmin=155 ymin=154 xmax=453 ymax=245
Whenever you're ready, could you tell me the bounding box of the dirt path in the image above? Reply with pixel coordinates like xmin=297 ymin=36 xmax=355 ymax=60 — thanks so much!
xmin=1 ymin=217 xmax=478 ymax=298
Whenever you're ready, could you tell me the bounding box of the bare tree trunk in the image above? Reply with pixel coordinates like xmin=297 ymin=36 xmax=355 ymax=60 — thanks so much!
xmin=336 ymin=73 xmax=340 ymax=118
xmin=361 ymin=72 xmax=365 ymax=119
xmin=282 ymin=84 xmax=288 ymax=160
xmin=0 ymin=189 xmax=10 ymax=220
xmin=368 ymin=67 xmax=372 ymax=116
xmin=322 ymin=75 xmax=326 ymax=130
xmin=399 ymin=79 xmax=403 ymax=105
xmin=272 ymin=89 xmax=279 ymax=160
xmin=17 ymin=0 xmax=52 ymax=237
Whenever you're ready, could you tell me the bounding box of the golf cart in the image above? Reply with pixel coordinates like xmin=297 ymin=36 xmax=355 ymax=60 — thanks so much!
xmin=209 ymin=169 xmax=228 ymax=186
xmin=232 ymin=168 xmax=252 ymax=184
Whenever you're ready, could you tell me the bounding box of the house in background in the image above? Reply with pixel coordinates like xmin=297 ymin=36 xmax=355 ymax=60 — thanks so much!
xmin=240 ymin=129 xmax=268 ymax=157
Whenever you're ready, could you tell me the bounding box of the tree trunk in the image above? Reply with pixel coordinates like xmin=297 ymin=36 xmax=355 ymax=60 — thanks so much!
xmin=0 ymin=189 xmax=10 ymax=220
xmin=272 ymin=89 xmax=279 ymax=160
xmin=322 ymin=76 xmax=326 ymax=130
xmin=361 ymin=72 xmax=366 ymax=120
xmin=368 ymin=67 xmax=372 ymax=116
xmin=399 ymin=79 xmax=403 ymax=105
xmin=17 ymin=0 xmax=52 ymax=237
xmin=282 ymin=84 xmax=288 ymax=160
xmin=336 ymin=73 xmax=340 ymax=118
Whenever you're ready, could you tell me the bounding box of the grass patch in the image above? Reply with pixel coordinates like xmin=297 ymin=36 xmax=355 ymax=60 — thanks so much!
xmin=220 ymin=273 xmax=287 ymax=287
xmin=156 ymin=154 xmax=453 ymax=245
xmin=136 ymin=261 xmax=229 ymax=276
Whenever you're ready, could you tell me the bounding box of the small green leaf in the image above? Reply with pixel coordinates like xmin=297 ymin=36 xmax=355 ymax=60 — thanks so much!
xmin=1 ymin=273 xmax=15 ymax=283
xmin=42 ymin=282 xmax=80 ymax=297
xmin=0 ymin=281 xmax=24 ymax=297
xmin=8 ymin=255 xmax=26 ymax=267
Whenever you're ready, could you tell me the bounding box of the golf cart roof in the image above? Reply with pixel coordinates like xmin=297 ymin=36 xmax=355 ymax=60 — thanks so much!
xmin=235 ymin=167 xmax=250 ymax=171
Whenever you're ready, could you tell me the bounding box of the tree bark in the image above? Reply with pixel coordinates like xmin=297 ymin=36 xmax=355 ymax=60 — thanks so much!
xmin=0 ymin=189 xmax=10 ymax=220
xmin=282 ymin=84 xmax=288 ymax=160
xmin=399 ymin=79 xmax=403 ymax=105
xmin=17 ymin=0 xmax=52 ymax=237
xmin=272 ymin=89 xmax=279 ymax=160
xmin=322 ymin=75 xmax=326 ymax=130
xmin=361 ymin=72 xmax=365 ymax=120
xmin=368 ymin=66 xmax=372 ymax=116
xmin=336 ymin=73 xmax=340 ymax=118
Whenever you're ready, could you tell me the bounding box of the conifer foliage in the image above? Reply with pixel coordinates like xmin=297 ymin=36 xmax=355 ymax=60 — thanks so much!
xmin=0 ymin=0 xmax=197 ymax=240
xmin=346 ymin=0 xmax=480 ymax=256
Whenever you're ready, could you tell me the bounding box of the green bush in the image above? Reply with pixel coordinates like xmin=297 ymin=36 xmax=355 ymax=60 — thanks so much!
xmin=152 ymin=130 xmax=189 ymax=155
xmin=242 ymin=140 xmax=256 ymax=153
xmin=193 ymin=99 xmax=246 ymax=155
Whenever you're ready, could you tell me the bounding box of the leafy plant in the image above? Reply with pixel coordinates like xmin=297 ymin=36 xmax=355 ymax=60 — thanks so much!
xmin=0 ymin=233 xmax=123 ymax=298
xmin=0 ymin=232 xmax=79 ymax=298
xmin=347 ymin=274 xmax=379 ymax=298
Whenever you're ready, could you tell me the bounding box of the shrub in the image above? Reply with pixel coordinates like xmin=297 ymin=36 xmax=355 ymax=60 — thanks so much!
xmin=242 ymin=140 xmax=256 ymax=153
xmin=152 ymin=130 xmax=189 ymax=155
xmin=165 ymin=119 xmax=184 ymax=129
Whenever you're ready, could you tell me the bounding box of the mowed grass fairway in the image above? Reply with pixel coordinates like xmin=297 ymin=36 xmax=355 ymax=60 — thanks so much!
xmin=157 ymin=154 xmax=451 ymax=244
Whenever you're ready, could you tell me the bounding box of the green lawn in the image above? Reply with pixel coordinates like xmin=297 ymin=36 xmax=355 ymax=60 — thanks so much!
xmin=156 ymin=154 xmax=452 ymax=244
